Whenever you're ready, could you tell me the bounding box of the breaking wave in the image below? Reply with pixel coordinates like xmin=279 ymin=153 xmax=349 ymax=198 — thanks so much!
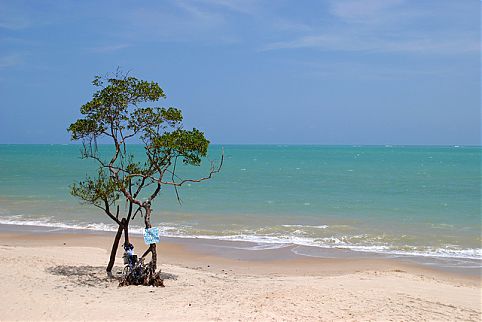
xmin=0 ymin=215 xmax=480 ymax=263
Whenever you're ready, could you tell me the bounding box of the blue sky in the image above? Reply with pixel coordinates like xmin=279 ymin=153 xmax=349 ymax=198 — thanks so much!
xmin=0 ymin=0 xmax=480 ymax=145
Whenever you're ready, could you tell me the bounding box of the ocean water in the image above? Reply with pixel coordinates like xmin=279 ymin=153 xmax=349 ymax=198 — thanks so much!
xmin=0 ymin=144 xmax=480 ymax=267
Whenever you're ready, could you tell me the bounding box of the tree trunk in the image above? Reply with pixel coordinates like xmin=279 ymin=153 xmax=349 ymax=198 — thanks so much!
xmin=123 ymin=218 xmax=129 ymax=246
xmin=106 ymin=220 xmax=125 ymax=274
xmin=151 ymin=244 xmax=157 ymax=270
xmin=144 ymin=204 xmax=157 ymax=270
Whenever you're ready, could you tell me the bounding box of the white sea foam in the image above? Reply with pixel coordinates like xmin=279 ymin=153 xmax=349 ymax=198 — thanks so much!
xmin=282 ymin=224 xmax=328 ymax=229
xmin=0 ymin=216 xmax=480 ymax=261
xmin=0 ymin=216 xmax=118 ymax=232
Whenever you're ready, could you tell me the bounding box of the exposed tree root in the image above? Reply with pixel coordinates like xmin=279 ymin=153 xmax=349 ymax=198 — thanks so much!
xmin=118 ymin=261 xmax=164 ymax=287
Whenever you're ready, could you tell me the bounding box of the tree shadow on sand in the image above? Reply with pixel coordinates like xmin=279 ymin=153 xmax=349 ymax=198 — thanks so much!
xmin=46 ymin=265 xmax=177 ymax=288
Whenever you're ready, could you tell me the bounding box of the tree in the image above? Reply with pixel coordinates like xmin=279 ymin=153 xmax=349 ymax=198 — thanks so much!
xmin=68 ymin=70 xmax=223 ymax=286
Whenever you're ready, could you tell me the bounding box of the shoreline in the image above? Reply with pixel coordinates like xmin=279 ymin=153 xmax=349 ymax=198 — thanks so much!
xmin=0 ymin=223 xmax=480 ymax=278
xmin=0 ymin=224 xmax=480 ymax=282
xmin=1 ymin=212 xmax=480 ymax=264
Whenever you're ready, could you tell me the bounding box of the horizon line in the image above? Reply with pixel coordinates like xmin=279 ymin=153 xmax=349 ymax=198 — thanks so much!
xmin=0 ymin=143 xmax=481 ymax=147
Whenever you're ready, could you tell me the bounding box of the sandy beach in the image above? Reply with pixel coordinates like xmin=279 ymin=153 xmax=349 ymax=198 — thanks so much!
xmin=0 ymin=230 xmax=479 ymax=321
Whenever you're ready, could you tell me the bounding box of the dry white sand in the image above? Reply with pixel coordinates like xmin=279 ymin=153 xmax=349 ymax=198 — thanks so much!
xmin=0 ymin=233 xmax=480 ymax=321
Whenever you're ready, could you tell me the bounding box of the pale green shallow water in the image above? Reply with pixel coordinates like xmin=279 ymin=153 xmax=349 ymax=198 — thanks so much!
xmin=0 ymin=144 xmax=480 ymax=267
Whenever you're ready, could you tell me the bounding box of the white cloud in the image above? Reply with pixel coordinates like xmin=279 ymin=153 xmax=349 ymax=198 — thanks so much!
xmin=176 ymin=0 xmax=223 ymax=21
xmin=261 ymin=0 xmax=480 ymax=55
xmin=0 ymin=17 xmax=29 ymax=30
xmin=88 ymin=44 xmax=130 ymax=53
xmin=292 ymin=60 xmax=466 ymax=81
xmin=0 ymin=2 xmax=31 ymax=30
xmin=196 ymin=0 xmax=259 ymax=15
xmin=261 ymin=32 xmax=479 ymax=54
xmin=0 ymin=54 xmax=22 ymax=69
xmin=123 ymin=1 xmax=231 ymax=44
xmin=330 ymin=0 xmax=404 ymax=23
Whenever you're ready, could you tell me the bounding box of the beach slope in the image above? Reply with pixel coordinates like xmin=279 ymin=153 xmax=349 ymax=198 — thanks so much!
xmin=0 ymin=234 xmax=480 ymax=321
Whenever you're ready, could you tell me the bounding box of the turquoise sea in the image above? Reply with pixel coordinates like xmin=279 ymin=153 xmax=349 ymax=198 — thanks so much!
xmin=0 ymin=145 xmax=480 ymax=268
